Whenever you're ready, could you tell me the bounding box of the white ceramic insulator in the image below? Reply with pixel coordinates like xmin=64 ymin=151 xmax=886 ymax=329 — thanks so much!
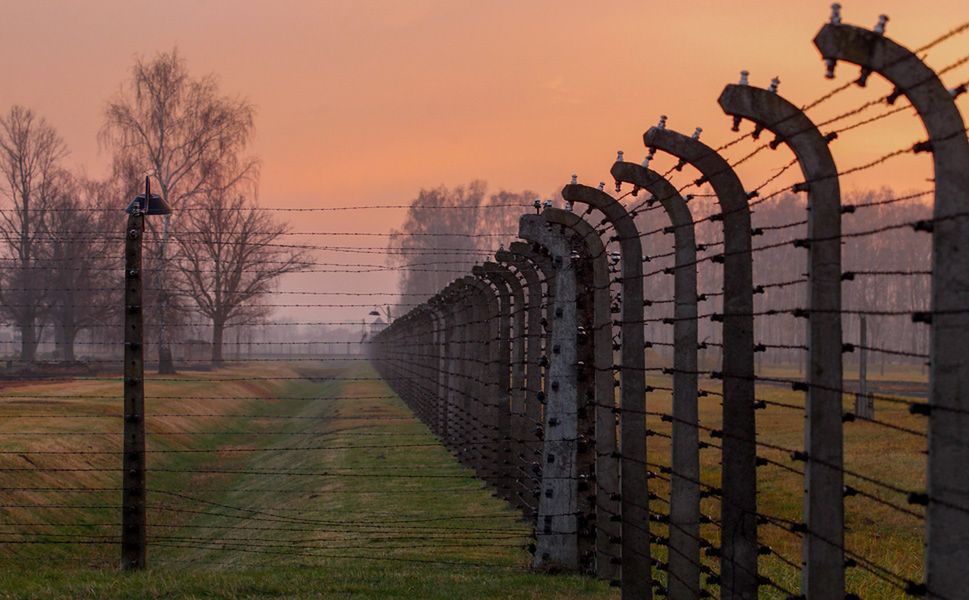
xmin=875 ymin=15 xmax=888 ymax=34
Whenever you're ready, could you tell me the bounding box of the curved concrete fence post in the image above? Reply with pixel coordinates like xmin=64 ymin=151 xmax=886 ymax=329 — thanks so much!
xmin=644 ymin=124 xmax=756 ymax=600
xmin=425 ymin=302 xmax=449 ymax=436
xmin=814 ymin=20 xmax=969 ymax=599
xmin=463 ymin=275 xmax=501 ymax=487
xmin=441 ymin=283 xmax=468 ymax=452
xmin=407 ymin=308 xmax=427 ymax=421
xmin=429 ymin=294 xmax=452 ymax=440
xmin=611 ymin=161 xmax=700 ymax=600
xmin=445 ymin=286 xmax=469 ymax=457
xmin=560 ymin=183 xmax=651 ymax=600
xmin=560 ymin=223 xmax=598 ymax=573
xmin=543 ymin=206 xmax=621 ymax=581
xmin=475 ymin=264 xmax=516 ymax=504
xmin=411 ymin=307 xmax=433 ymax=423
xmin=719 ymin=80 xmax=845 ymax=598
xmin=502 ymin=243 xmax=552 ymax=514
xmin=495 ymin=250 xmax=536 ymax=512
xmin=510 ymin=240 xmax=558 ymax=510
xmin=519 ymin=213 xmax=580 ymax=571
xmin=485 ymin=259 xmax=531 ymax=513
xmin=512 ymin=240 xmax=558 ymax=346
xmin=385 ymin=313 xmax=410 ymax=408
xmin=411 ymin=310 xmax=431 ymax=417
xmin=453 ymin=280 xmax=480 ymax=471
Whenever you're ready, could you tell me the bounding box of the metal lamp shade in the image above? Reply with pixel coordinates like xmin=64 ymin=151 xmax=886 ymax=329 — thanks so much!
xmin=125 ymin=193 xmax=172 ymax=216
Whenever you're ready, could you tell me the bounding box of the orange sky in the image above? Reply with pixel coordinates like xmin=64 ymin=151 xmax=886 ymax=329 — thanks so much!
xmin=1 ymin=0 xmax=967 ymax=324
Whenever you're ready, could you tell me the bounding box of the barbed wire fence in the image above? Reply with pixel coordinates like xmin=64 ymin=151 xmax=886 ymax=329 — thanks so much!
xmin=0 ymin=6 xmax=966 ymax=600
xmin=373 ymin=10 xmax=969 ymax=600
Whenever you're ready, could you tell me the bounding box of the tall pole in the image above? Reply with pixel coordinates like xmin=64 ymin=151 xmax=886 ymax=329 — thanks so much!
xmin=561 ymin=183 xmax=651 ymax=600
xmin=857 ymin=315 xmax=871 ymax=419
xmin=122 ymin=205 xmax=147 ymax=570
xmin=814 ymin=18 xmax=969 ymax=597
xmin=644 ymin=125 xmax=757 ymax=600
xmin=718 ymin=79 xmax=845 ymax=599
xmin=611 ymin=161 xmax=701 ymax=599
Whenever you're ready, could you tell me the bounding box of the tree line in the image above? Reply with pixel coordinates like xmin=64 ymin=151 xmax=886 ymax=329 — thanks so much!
xmin=0 ymin=50 xmax=306 ymax=368
xmin=388 ymin=183 xmax=932 ymax=375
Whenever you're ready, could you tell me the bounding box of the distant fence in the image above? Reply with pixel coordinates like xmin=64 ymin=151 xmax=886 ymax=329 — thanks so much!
xmin=373 ymin=11 xmax=969 ymax=600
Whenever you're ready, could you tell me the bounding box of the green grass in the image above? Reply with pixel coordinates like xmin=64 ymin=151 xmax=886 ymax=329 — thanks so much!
xmin=0 ymin=361 xmax=617 ymax=599
xmin=0 ymin=361 xmax=928 ymax=598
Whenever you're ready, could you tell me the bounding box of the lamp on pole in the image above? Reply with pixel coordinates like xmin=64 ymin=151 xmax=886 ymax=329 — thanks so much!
xmin=121 ymin=176 xmax=171 ymax=570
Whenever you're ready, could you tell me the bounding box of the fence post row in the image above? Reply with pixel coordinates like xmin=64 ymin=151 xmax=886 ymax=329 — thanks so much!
xmin=473 ymin=264 xmax=515 ymax=504
xmin=495 ymin=247 xmax=544 ymax=514
xmin=509 ymin=241 xmax=558 ymax=508
xmin=368 ymin=11 xmax=969 ymax=600
xmin=482 ymin=260 xmax=530 ymax=513
xmin=461 ymin=275 xmax=499 ymax=486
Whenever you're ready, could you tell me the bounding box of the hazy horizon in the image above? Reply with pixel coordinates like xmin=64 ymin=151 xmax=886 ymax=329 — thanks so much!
xmin=2 ymin=0 xmax=966 ymax=324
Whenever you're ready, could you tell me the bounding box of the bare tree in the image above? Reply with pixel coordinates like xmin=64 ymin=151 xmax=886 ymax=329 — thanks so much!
xmin=173 ymin=184 xmax=308 ymax=365
xmin=0 ymin=106 xmax=68 ymax=363
xmin=100 ymin=48 xmax=257 ymax=373
xmin=385 ymin=182 xmax=530 ymax=314
xmin=44 ymin=174 xmax=120 ymax=361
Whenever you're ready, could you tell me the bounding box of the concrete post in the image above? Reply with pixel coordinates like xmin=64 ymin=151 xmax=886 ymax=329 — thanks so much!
xmin=560 ymin=183 xmax=652 ymax=600
xmin=644 ymin=125 xmax=757 ymax=600
xmin=475 ymin=264 xmax=515 ymax=504
xmin=519 ymin=214 xmax=580 ymax=570
xmin=611 ymin=161 xmax=700 ymax=600
xmin=857 ymin=316 xmax=873 ymax=420
xmin=443 ymin=283 xmax=471 ymax=454
xmin=452 ymin=282 xmax=478 ymax=469
xmin=463 ymin=276 xmax=500 ymax=485
xmin=501 ymin=244 xmax=552 ymax=513
xmin=542 ymin=207 xmax=622 ymax=582
xmin=429 ymin=295 xmax=452 ymax=438
xmin=561 ymin=225 xmax=599 ymax=572
xmin=814 ymin=23 xmax=969 ymax=598
xmin=718 ymin=80 xmax=846 ymax=599
xmin=438 ymin=287 xmax=459 ymax=452
xmin=423 ymin=306 xmax=446 ymax=430
xmin=485 ymin=259 xmax=531 ymax=513
xmin=510 ymin=241 xmax=558 ymax=510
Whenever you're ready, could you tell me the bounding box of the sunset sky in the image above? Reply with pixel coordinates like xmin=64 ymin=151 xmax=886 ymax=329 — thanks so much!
xmin=2 ymin=0 xmax=967 ymax=323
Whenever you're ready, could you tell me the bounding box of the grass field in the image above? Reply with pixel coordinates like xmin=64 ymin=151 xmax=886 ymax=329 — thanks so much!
xmin=0 ymin=361 xmax=615 ymax=599
xmin=0 ymin=360 xmax=927 ymax=598
xmin=644 ymin=369 xmax=927 ymax=599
